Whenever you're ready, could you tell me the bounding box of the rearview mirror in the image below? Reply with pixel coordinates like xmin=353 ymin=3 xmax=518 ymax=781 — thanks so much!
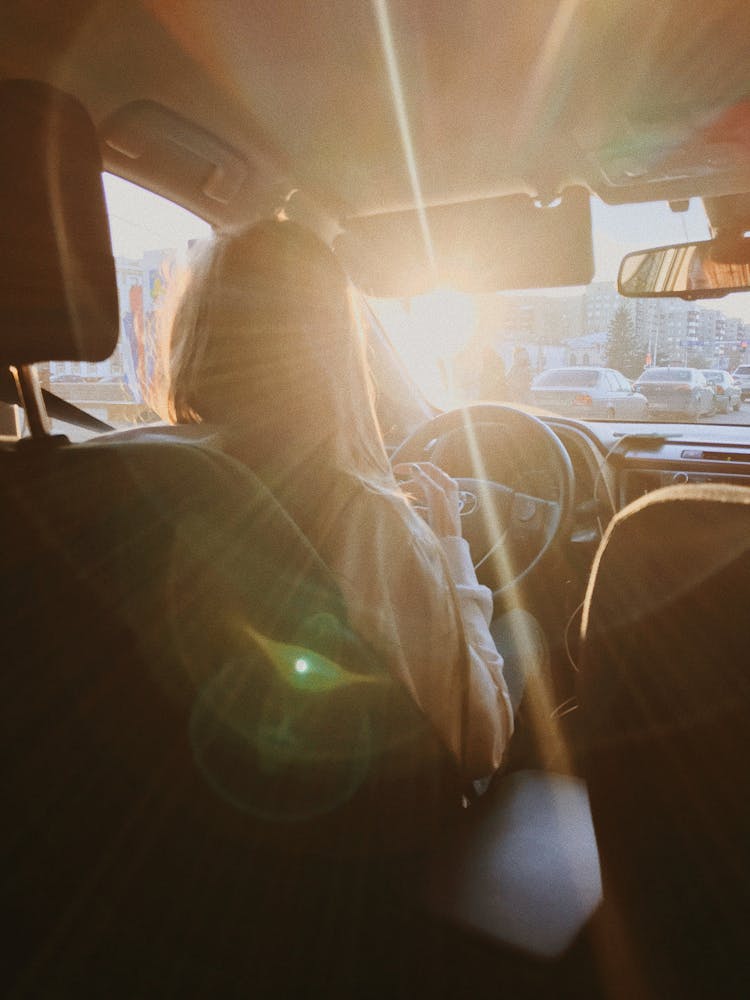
xmin=618 ymin=236 xmax=750 ymax=300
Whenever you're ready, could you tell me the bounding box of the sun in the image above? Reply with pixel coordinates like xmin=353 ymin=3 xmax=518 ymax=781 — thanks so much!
xmin=370 ymin=287 xmax=477 ymax=406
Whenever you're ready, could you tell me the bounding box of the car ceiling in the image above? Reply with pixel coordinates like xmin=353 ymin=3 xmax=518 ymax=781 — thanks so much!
xmin=2 ymin=0 xmax=750 ymax=228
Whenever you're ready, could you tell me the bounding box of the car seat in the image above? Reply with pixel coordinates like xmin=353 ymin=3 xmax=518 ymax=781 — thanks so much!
xmin=0 ymin=78 xmax=463 ymax=998
xmin=578 ymin=483 xmax=750 ymax=998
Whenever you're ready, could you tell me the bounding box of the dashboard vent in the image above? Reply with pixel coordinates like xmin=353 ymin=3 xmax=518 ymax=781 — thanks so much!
xmin=681 ymin=449 xmax=750 ymax=464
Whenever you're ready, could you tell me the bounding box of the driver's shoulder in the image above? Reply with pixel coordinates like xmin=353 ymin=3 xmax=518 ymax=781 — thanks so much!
xmin=323 ymin=474 xmax=446 ymax=574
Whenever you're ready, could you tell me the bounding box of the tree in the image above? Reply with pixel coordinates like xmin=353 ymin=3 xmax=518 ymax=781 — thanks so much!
xmin=686 ymin=351 xmax=710 ymax=370
xmin=606 ymin=304 xmax=646 ymax=377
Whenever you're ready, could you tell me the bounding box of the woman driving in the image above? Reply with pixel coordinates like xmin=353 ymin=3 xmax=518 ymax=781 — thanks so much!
xmin=167 ymin=219 xmax=515 ymax=782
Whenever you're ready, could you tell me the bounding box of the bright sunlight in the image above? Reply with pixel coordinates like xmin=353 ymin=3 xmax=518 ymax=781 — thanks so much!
xmin=373 ymin=289 xmax=477 ymax=408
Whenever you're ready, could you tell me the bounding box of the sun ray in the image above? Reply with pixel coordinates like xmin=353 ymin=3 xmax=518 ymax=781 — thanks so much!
xmin=372 ymin=0 xmax=436 ymax=274
xmin=456 ymin=407 xmax=575 ymax=773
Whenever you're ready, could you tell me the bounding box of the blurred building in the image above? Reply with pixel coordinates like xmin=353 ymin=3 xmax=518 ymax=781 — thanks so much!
xmin=487 ymin=282 xmax=750 ymax=373
xmin=38 ymin=249 xmax=176 ymax=427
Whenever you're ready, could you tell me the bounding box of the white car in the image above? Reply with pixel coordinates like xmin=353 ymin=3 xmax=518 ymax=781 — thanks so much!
xmin=732 ymin=364 xmax=750 ymax=400
xmin=633 ymin=367 xmax=716 ymax=419
xmin=531 ymin=367 xmax=648 ymax=419
xmin=701 ymin=370 xmax=742 ymax=413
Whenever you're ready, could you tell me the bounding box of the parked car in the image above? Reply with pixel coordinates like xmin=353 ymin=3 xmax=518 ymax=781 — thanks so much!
xmin=633 ymin=367 xmax=715 ymax=419
xmin=732 ymin=364 xmax=750 ymax=400
xmin=530 ymin=367 xmax=648 ymax=419
xmin=701 ymin=369 xmax=742 ymax=413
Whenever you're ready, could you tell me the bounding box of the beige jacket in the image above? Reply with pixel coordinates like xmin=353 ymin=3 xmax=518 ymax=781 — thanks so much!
xmin=310 ymin=484 xmax=514 ymax=779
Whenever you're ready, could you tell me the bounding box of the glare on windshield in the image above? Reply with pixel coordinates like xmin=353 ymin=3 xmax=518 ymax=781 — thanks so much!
xmin=372 ymin=197 xmax=750 ymax=424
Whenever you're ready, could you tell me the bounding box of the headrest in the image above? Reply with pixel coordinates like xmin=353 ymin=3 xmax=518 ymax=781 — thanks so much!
xmin=0 ymin=79 xmax=118 ymax=365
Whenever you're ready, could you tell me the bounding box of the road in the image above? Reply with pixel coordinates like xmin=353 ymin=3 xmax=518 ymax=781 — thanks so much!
xmin=699 ymin=402 xmax=750 ymax=426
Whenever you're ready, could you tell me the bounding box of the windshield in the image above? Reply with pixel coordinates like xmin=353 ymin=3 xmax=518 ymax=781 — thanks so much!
xmin=371 ymin=197 xmax=750 ymax=426
xmin=36 ymin=184 xmax=750 ymax=436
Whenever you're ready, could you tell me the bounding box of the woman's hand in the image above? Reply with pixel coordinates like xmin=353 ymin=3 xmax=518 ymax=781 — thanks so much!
xmin=393 ymin=461 xmax=462 ymax=538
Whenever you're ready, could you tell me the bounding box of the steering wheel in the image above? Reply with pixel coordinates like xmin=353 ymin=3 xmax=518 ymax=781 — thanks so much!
xmin=390 ymin=404 xmax=574 ymax=600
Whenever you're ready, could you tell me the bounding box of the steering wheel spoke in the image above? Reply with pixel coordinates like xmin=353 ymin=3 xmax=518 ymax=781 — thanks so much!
xmin=453 ymin=476 xmax=513 ymax=563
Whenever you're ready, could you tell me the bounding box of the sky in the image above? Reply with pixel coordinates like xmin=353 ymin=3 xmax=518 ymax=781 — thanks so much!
xmin=590 ymin=197 xmax=710 ymax=276
xmin=103 ymin=173 xmax=211 ymax=261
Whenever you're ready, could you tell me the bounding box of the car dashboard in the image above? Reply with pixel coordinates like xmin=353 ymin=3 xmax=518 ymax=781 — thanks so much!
xmin=550 ymin=417 xmax=750 ymax=512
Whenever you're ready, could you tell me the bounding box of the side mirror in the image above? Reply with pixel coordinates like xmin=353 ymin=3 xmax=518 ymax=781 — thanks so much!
xmin=618 ymin=236 xmax=750 ymax=300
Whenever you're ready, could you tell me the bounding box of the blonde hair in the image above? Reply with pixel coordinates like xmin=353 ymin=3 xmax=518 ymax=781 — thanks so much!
xmin=168 ymin=220 xmax=393 ymax=487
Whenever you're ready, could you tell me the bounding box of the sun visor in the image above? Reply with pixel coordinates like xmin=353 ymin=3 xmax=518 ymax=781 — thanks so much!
xmin=335 ymin=187 xmax=593 ymax=297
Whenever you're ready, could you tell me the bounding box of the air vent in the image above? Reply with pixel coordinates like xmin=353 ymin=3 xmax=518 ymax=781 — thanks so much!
xmin=681 ymin=448 xmax=750 ymax=463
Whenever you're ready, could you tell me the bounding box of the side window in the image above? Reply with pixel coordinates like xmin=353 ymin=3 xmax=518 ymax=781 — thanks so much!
xmin=36 ymin=174 xmax=212 ymax=438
